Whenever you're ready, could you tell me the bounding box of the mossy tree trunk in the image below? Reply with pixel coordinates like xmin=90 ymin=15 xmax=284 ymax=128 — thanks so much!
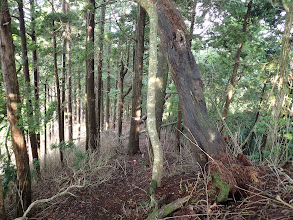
xmin=136 ymin=0 xmax=163 ymax=197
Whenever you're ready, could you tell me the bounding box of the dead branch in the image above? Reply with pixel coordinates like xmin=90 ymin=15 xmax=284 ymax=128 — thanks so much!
xmin=14 ymin=183 xmax=86 ymax=220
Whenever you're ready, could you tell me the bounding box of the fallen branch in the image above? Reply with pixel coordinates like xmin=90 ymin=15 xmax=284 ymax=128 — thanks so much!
xmin=14 ymin=183 xmax=85 ymax=220
xmin=146 ymin=195 xmax=191 ymax=220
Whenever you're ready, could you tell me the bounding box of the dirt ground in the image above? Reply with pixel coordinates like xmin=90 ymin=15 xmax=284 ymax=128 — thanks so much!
xmin=4 ymin=124 xmax=293 ymax=219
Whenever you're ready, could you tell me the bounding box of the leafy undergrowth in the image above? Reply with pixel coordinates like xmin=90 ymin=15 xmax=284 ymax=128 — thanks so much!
xmin=5 ymin=128 xmax=293 ymax=219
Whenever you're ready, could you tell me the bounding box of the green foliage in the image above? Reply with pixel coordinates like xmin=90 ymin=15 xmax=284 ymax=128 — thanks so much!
xmin=51 ymin=140 xmax=75 ymax=151
xmin=1 ymin=159 xmax=17 ymax=197
xmin=74 ymin=149 xmax=88 ymax=170
xmin=45 ymin=101 xmax=57 ymax=124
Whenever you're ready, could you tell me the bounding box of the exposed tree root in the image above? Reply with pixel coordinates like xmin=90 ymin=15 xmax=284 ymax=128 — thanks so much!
xmin=208 ymin=152 xmax=264 ymax=202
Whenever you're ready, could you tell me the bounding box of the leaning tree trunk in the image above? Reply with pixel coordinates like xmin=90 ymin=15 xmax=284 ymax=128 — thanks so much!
xmin=128 ymin=5 xmax=146 ymax=155
xmin=0 ymin=0 xmax=32 ymax=215
xmin=219 ymin=0 xmax=253 ymax=133
xmin=17 ymin=0 xmax=40 ymax=175
xmin=154 ymin=0 xmax=227 ymax=168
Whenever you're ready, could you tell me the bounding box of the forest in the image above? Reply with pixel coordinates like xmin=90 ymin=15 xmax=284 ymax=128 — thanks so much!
xmin=0 ymin=0 xmax=292 ymax=219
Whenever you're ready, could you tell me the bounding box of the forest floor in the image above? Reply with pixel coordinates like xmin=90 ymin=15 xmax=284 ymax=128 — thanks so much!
xmin=4 ymin=123 xmax=293 ymax=219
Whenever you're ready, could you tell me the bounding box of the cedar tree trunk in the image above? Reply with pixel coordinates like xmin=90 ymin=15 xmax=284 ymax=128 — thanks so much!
xmin=0 ymin=0 xmax=32 ymax=215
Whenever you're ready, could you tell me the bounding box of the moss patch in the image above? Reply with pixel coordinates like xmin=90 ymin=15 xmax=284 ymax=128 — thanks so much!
xmin=213 ymin=172 xmax=230 ymax=202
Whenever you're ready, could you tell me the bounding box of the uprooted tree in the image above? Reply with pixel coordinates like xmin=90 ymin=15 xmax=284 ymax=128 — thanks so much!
xmin=137 ymin=0 xmax=263 ymax=205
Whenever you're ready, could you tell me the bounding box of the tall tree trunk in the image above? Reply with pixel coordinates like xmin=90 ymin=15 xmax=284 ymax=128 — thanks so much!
xmin=112 ymin=77 xmax=118 ymax=129
xmin=219 ymin=0 xmax=253 ymax=133
xmin=29 ymin=0 xmax=41 ymax=154
xmin=78 ymin=71 xmax=81 ymax=137
xmin=66 ymin=0 xmax=73 ymax=140
xmin=17 ymin=0 xmax=40 ymax=176
xmin=44 ymin=82 xmax=47 ymax=168
xmin=61 ymin=0 xmax=67 ymax=142
xmin=136 ymin=0 xmax=163 ymax=203
xmin=52 ymin=0 xmax=64 ymax=164
xmin=97 ymin=0 xmax=106 ymax=135
xmin=117 ymin=50 xmax=131 ymax=138
xmin=0 ymin=175 xmax=5 ymax=220
xmin=247 ymin=83 xmax=267 ymax=153
xmin=267 ymin=1 xmax=293 ymax=153
xmin=128 ymin=5 xmax=146 ymax=155
xmin=154 ymin=0 xmax=227 ymax=168
xmin=105 ymin=24 xmax=111 ymax=130
xmin=176 ymin=102 xmax=182 ymax=152
xmin=86 ymin=0 xmax=98 ymax=151
xmin=0 ymin=0 xmax=32 ymax=215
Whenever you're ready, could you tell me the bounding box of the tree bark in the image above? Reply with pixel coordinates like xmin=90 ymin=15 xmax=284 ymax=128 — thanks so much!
xmin=66 ymin=0 xmax=73 ymax=140
xmin=219 ymin=0 xmax=253 ymax=133
xmin=61 ymin=0 xmax=67 ymax=143
xmin=0 ymin=175 xmax=5 ymax=220
xmin=117 ymin=51 xmax=130 ymax=138
xmin=112 ymin=76 xmax=118 ymax=129
xmin=86 ymin=0 xmax=98 ymax=151
xmin=154 ymin=0 xmax=227 ymax=168
xmin=128 ymin=5 xmax=146 ymax=155
xmin=17 ymin=0 xmax=40 ymax=175
xmin=105 ymin=23 xmax=111 ymax=130
xmin=0 ymin=0 xmax=31 ymax=215
xmin=52 ymin=0 xmax=64 ymax=164
xmin=97 ymin=0 xmax=106 ymax=135
xmin=29 ymin=0 xmax=41 ymax=153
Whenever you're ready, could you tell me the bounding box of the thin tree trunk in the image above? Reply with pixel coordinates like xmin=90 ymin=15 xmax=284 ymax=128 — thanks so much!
xmin=97 ymin=0 xmax=106 ymax=134
xmin=44 ymin=82 xmax=47 ymax=168
xmin=0 ymin=175 xmax=5 ymax=220
xmin=78 ymin=72 xmax=81 ymax=137
xmin=0 ymin=1 xmax=32 ymax=215
xmin=128 ymin=5 xmax=146 ymax=154
xmin=136 ymin=0 xmax=163 ymax=201
xmin=219 ymin=0 xmax=253 ymax=133
xmin=61 ymin=0 xmax=67 ymax=142
xmin=29 ymin=0 xmax=41 ymax=154
xmin=5 ymin=126 xmax=11 ymax=161
xmin=247 ymin=83 xmax=267 ymax=153
xmin=105 ymin=23 xmax=111 ymax=130
xmin=17 ymin=0 xmax=40 ymax=176
xmin=117 ymin=50 xmax=131 ymax=138
xmin=86 ymin=0 xmax=98 ymax=151
xmin=66 ymin=0 xmax=73 ymax=140
xmin=112 ymin=77 xmax=118 ymax=129
xmin=176 ymin=102 xmax=182 ymax=152
xmin=52 ymin=0 xmax=64 ymax=164
xmin=267 ymin=1 xmax=293 ymax=151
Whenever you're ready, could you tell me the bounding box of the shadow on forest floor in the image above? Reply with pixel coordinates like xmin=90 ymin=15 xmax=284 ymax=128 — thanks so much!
xmin=5 ymin=123 xmax=293 ymax=219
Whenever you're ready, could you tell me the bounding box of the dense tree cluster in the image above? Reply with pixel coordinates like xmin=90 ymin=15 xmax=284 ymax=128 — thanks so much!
xmin=0 ymin=0 xmax=292 ymax=218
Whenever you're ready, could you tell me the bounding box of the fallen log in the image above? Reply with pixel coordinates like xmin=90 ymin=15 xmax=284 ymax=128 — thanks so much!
xmin=146 ymin=195 xmax=191 ymax=220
